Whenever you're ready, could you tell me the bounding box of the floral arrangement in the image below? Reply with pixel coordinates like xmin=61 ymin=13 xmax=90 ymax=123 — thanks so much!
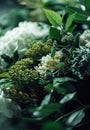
xmin=0 ymin=21 xmax=49 ymax=72
xmin=0 ymin=0 xmax=90 ymax=130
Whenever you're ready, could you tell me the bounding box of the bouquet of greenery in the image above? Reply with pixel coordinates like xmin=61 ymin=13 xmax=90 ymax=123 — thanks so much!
xmin=0 ymin=0 xmax=90 ymax=130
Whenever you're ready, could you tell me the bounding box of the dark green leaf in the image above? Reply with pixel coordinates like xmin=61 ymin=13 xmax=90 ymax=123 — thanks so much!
xmin=44 ymin=9 xmax=62 ymax=26
xmin=54 ymin=86 xmax=68 ymax=95
xmin=85 ymin=0 xmax=90 ymax=11
xmin=51 ymin=41 xmax=57 ymax=57
xmin=43 ymin=121 xmax=63 ymax=130
xmin=74 ymin=33 xmax=80 ymax=48
xmin=67 ymin=24 xmax=77 ymax=32
xmin=33 ymin=103 xmax=61 ymax=119
xmin=1 ymin=54 xmax=13 ymax=63
xmin=62 ymin=49 xmax=71 ymax=58
xmin=13 ymin=51 xmax=19 ymax=61
xmin=50 ymin=27 xmax=60 ymax=40
xmin=44 ymin=84 xmax=53 ymax=92
xmin=65 ymin=13 xmax=76 ymax=31
xmin=67 ymin=7 xmax=88 ymax=23
xmin=66 ymin=109 xmax=85 ymax=126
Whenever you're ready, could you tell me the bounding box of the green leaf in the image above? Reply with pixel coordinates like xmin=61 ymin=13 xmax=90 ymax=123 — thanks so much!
xmin=50 ymin=27 xmax=60 ymax=40
xmin=55 ymin=62 xmax=64 ymax=69
xmin=54 ymin=86 xmax=68 ymax=95
xmin=67 ymin=24 xmax=77 ymax=33
xmin=44 ymin=84 xmax=53 ymax=92
xmin=85 ymin=0 xmax=90 ymax=11
xmin=0 ymin=72 xmax=9 ymax=78
xmin=65 ymin=13 xmax=76 ymax=31
xmin=33 ymin=103 xmax=61 ymax=119
xmin=44 ymin=9 xmax=62 ymax=26
xmin=67 ymin=7 xmax=88 ymax=23
xmin=40 ymin=92 xmax=52 ymax=108
xmin=53 ymin=77 xmax=76 ymax=94
xmin=60 ymin=92 xmax=76 ymax=104
xmin=51 ymin=41 xmax=57 ymax=57
xmin=43 ymin=121 xmax=63 ymax=130
xmin=53 ymin=77 xmax=75 ymax=88
xmin=66 ymin=109 xmax=85 ymax=126
xmin=74 ymin=33 xmax=80 ymax=48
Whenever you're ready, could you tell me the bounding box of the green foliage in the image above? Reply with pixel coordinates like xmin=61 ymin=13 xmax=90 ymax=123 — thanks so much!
xmin=85 ymin=0 xmax=90 ymax=11
xmin=0 ymin=78 xmax=14 ymax=88
xmin=0 ymin=8 xmax=29 ymax=36
xmin=66 ymin=3 xmax=90 ymax=24
xmin=8 ymin=58 xmax=39 ymax=84
xmin=0 ymin=1 xmax=90 ymax=130
xmin=50 ymin=27 xmax=61 ymax=40
xmin=65 ymin=13 xmax=76 ymax=31
xmin=66 ymin=109 xmax=85 ymax=127
xmin=26 ymin=40 xmax=52 ymax=59
xmin=33 ymin=103 xmax=61 ymax=119
xmin=44 ymin=9 xmax=62 ymax=26
xmin=53 ymin=77 xmax=75 ymax=87
xmin=70 ymin=47 xmax=90 ymax=79
xmin=43 ymin=121 xmax=63 ymax=130
xmin=51 ymin=41 xmax=57 ymax=57
xmin=60 ymin=92 xmax=76 ymax=104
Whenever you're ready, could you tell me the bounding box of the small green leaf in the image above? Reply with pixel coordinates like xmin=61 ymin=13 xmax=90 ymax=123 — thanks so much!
xmin=65 ymin=13 xmax=76 ymax=31
xmin=55 ymin=62 xmax=64 ymax=69
xmin=40 ymin=92 xmax=52 ymax=108
xmin=85 ymin=0 xmax=90 ymax=11
xmin=0 ymin=72 xmax=9 ymax=78
xmin=44 ymin=9 xmax=62 ymax=26
xmin=60 ymin=92 xmax=76 ymax=104
xmin=66 ymin=109 xmax=85 ymax=126
xmin=50 ymin=27 xmax=60 ymax=40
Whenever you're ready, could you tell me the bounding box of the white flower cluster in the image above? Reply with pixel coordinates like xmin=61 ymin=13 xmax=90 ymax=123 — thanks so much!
xmin=80 ymin=30 xmax=90 ymax=48
xmin=35 ymin=51 xmax=63 ymax=77
xmin=0 ymin=21 xmax=49 ymax=72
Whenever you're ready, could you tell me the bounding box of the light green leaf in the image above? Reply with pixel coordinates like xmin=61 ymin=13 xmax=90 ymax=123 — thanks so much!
xmin=44 ymin=9 xmax=62 ymax=26
xmin=60 ymin=92 xmax=76 ymax=104
xmin=66 ymin=109 xmax=85 ymax=126
xmin=53 ymin=77 xmax=75 ymax=88
xmin=65 ymin=13 xmax=76 ymax=31
xmin=0 ymin=72 xmax=9 ymax=78
xmin=40 ymin=92 xmax=52 ymax=108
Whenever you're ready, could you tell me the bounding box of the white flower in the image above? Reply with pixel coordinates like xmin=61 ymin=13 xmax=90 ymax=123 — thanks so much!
xmin=80 ymin=30 xmax=90 ymax=48
xmin=35 ymin=51 xmax=63 ymax=77
xmin=0 ymin=21 xmax=49 ymax=72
